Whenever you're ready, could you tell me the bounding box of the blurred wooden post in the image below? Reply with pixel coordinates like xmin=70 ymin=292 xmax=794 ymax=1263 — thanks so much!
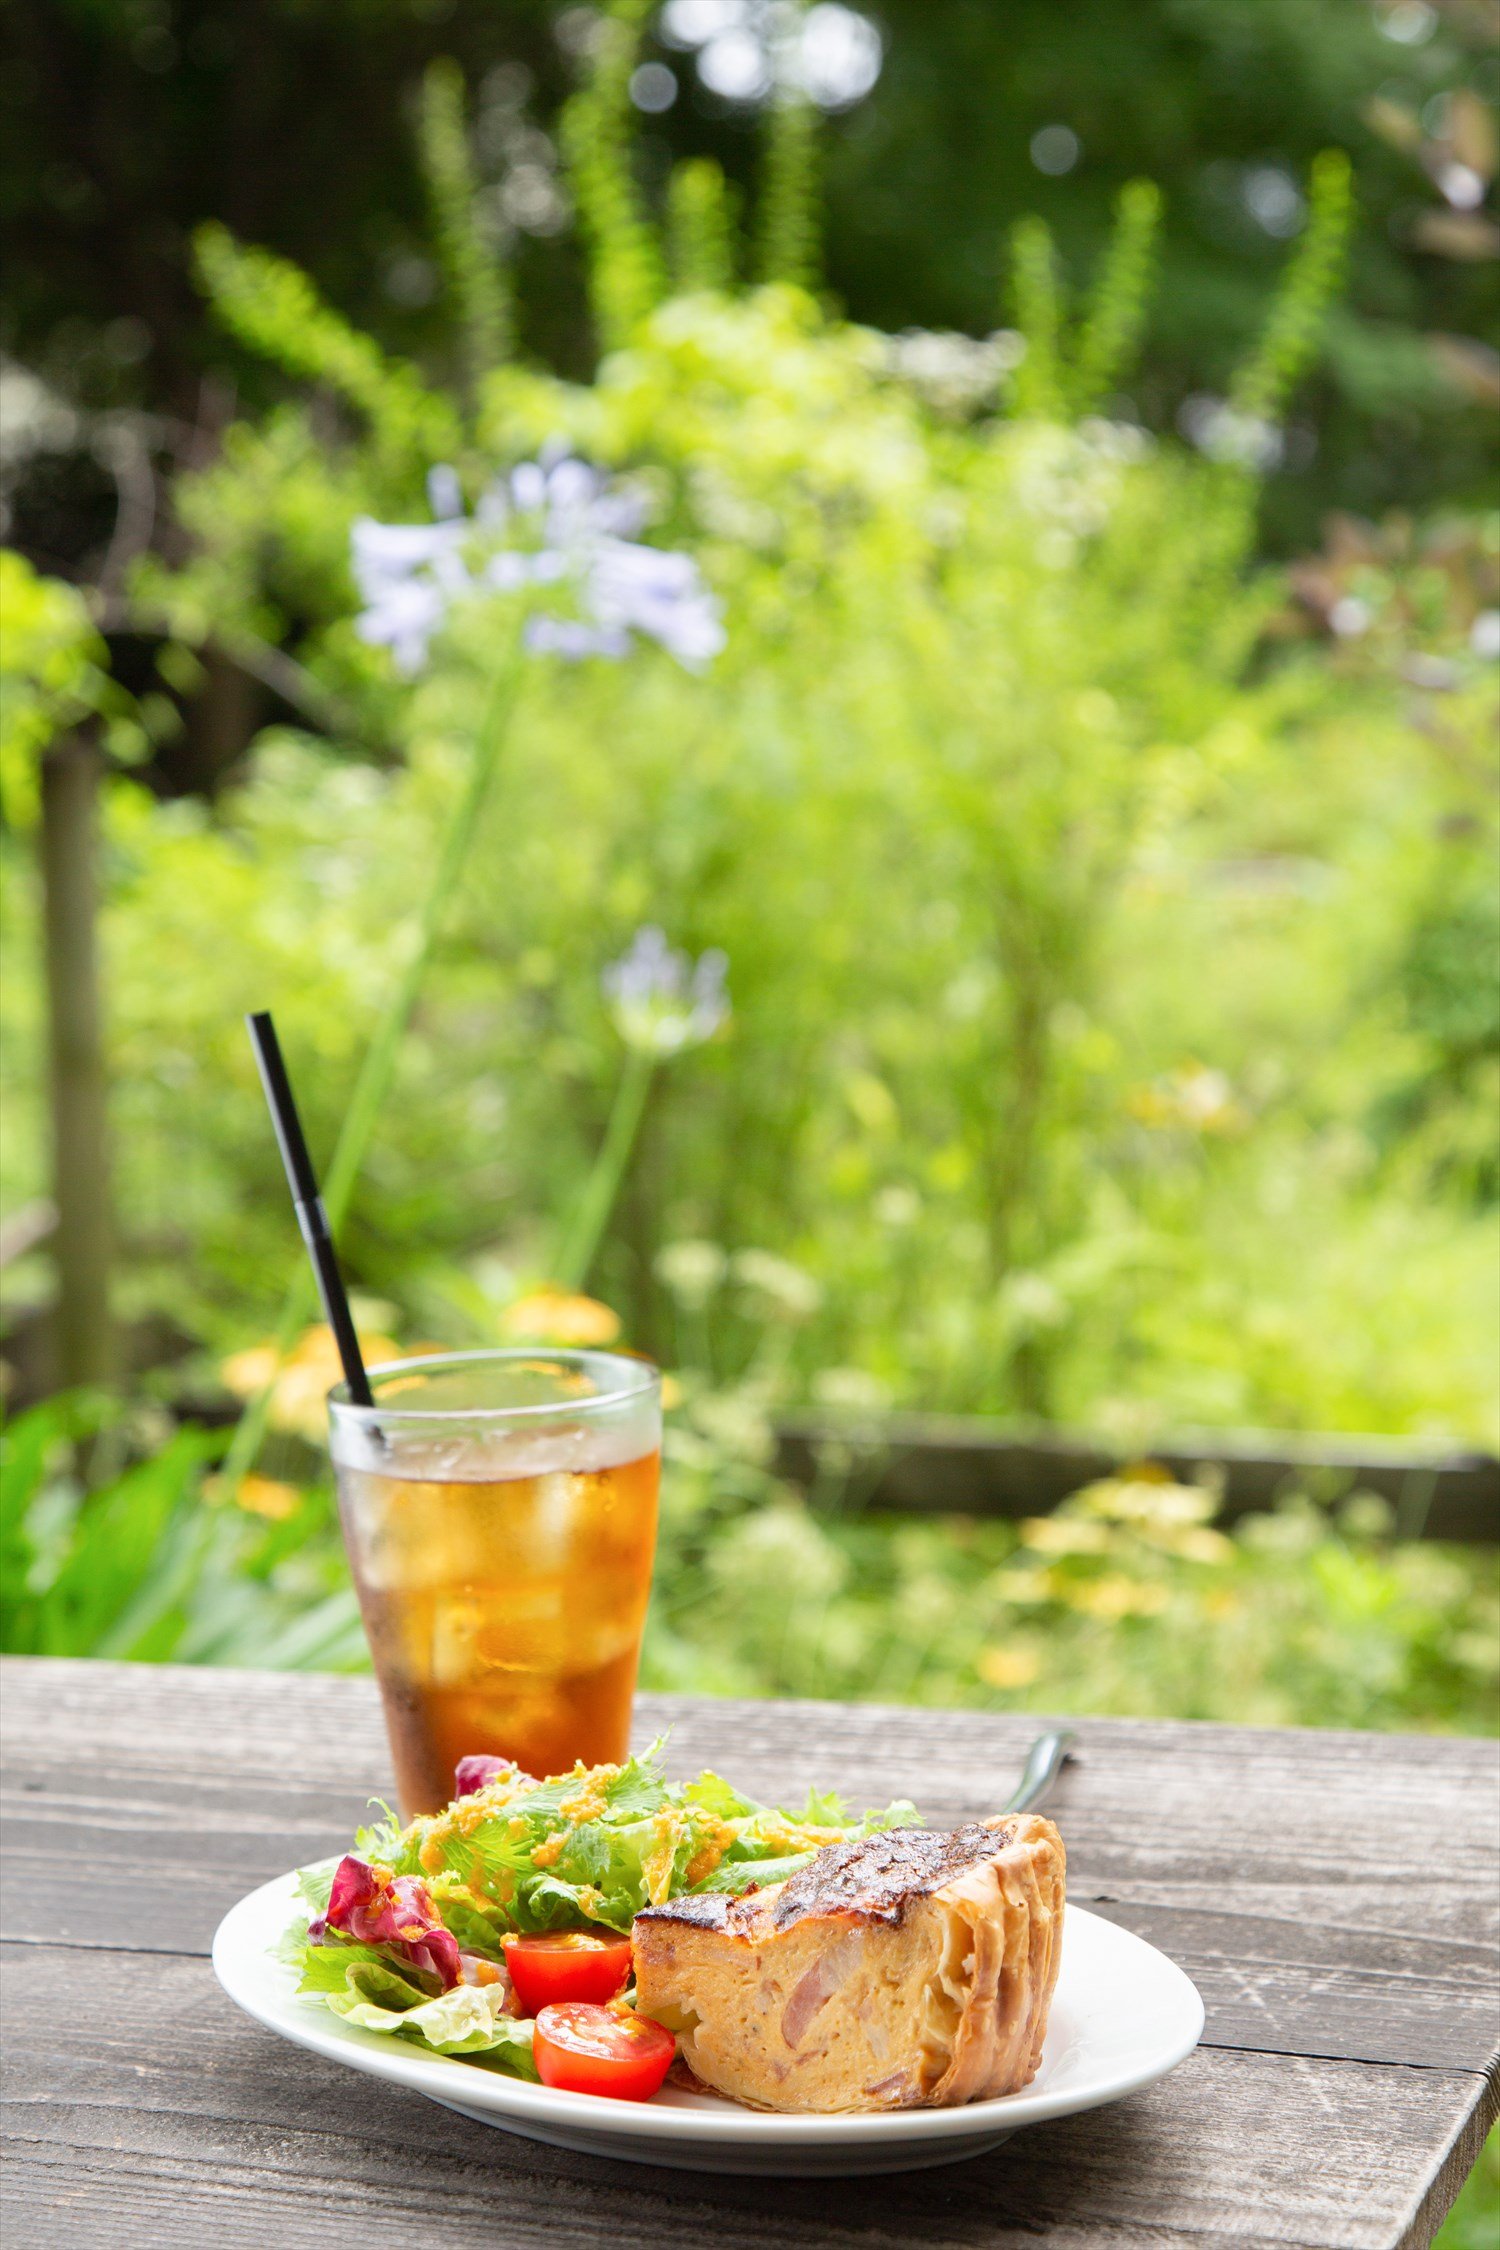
xmin=39 ymin=728 xmax=114 ymax=1387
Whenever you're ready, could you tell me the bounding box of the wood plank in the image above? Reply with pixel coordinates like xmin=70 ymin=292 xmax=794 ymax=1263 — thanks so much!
xmin=1 ymin=1942 xmax=1494 ymax=2250
xmin=2 ymin=1662 xmax=1496 ymax=2073
xmin=1083 ymin=1901 xmax=1500 ymax=2071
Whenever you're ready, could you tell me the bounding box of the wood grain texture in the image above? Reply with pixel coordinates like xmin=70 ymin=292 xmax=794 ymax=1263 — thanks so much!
xmin=0 ymin=1943 xmax=1491 ymax=2250
xmin=1 ymin=1658 xmax=1496 ymax=2250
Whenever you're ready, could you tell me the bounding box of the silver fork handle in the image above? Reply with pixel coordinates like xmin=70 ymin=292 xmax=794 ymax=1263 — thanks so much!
xmin=1002 ymin=1729 xmax=1076 ymax=1813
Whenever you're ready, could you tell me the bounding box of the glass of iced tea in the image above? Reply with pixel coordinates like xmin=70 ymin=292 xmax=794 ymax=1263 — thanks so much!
xmin=328 ymin=1348 xmax=661 ymax=1817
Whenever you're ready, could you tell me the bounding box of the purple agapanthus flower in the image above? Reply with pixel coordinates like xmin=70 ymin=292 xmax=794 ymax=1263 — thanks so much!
xmin=602 ymin=926 xmax=730 ymax=1057
xmin=351 ymin=451 xmax=725 ymax=675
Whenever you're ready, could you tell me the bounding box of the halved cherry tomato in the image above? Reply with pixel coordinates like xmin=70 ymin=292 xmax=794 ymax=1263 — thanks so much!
xmin=501 ymin=1930 xmax=633 ymax=2014
xmin=533 ymin=2002 xmax=675 ymax=2101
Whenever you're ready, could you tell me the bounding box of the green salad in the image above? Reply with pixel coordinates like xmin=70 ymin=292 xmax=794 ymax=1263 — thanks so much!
xmin=281 ymin=1742 xmax=916 ymax=2077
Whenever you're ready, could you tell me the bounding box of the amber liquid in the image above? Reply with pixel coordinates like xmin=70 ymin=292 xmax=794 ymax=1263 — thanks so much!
xmin=336 ymin=1445 xmax=660 ymax=1816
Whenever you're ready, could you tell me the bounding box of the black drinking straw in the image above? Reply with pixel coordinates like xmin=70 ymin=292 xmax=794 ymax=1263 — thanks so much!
xmin=245 ymin=1010 xmax=376 ymax=1412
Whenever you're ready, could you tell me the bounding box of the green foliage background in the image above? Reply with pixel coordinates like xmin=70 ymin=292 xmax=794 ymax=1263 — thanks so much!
xmin=0 ymin=14 xmax=1493 ymax=1734
xmin=5 ymin=229 xmax=1494 ymax=1444
xmin=4 ymin=0 xmax=1497 ymax=557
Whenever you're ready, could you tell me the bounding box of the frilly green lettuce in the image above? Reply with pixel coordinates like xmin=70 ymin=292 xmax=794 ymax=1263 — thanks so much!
xmin=356 ymin=1739 xmax=916 ymax=1935
xmin=289 ymin=1936 xmax=538 ymax=2072
xmin=328 ymin=1981 xmax=538 ymax=2069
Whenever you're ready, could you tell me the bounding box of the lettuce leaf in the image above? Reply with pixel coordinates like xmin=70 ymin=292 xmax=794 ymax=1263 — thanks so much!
xmin=454 ymin=1753 xmax=524 ymax=1798
xmin=682 ymin=1770 xmax=756 ymax=1820
xmin=285 ymin=1933 xmax=537 ymax=2072
xmin=294 ymin=1938 xmax=438 ymax=2010
xmin=313 ymin=1855 xmax=463 ymax=1987
xmin=859 ymin=1797 xmax=920 ymax=1834
xmin=793 ymin=1784 xmax=853 ymax=1826
xmin=383 ymin=1744 xmax=677 ymax=1923
xmin=687 ymin=1850 xmax=821 ymax=1895
xmin=328 ymin=1982 xmax=539 ymax=2071
xmin=427 ymin=1889 xmax=508 ymax=1960
xmin=352 ymin=1799 xmax=403 ymax=1861
xmin=522 ymin=1872 xmax=636 ymax=1933
xmin=294 ymin=1860 xmax=337 ymax=1918
xmin=289 ymin=1747 xmax=924 ymax=1988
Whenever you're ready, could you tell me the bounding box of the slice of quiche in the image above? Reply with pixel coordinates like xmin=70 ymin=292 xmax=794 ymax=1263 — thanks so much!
xmin=631 ymin=1812 xmax=1064 ymax=2112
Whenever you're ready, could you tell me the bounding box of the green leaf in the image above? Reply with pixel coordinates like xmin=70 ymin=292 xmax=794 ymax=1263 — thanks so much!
xmin=419 ymin=56 xmax=511 ymax=396
xmin=521 ymin=1872 xmax=637 ymax=1934
xmin=689 ymin=1850 xmax=814 ymax=1894
xmin=23 ymin=1424 xmax=217 ymax=1660
xmin=294 ymin=1862 xmax=338 ymax=1917
xmin=755 ymin=11 xmax=821 ymax=292
xmin=353 ymin=1801 xmax=403 ymax=1860
xmin=1230 ymin=149 xmax=1355 ymax=427
xmin=601 ymin=1739 xmax=672 ymax=1814
xmin=558 ymin=0 xmax=667 ymax=350
xmin=374 ymin=1742 xmax=918 ymax=1936
xmin=294 ymin=1939 xmax=438 ymax=2010
xmin=860 ymin=1798 xmax=921 ymax=1834
xmin=0 ymin=553 xmax=114 ymax=827
xmin=328 ymin=1981 xmax=540 ymax=2071
xmin=193 ymin=225 xmax=460 ymax=462
xmin=428 ymin=1891 xmax=508 ymax=1960
xmin=667 ymin=159 xmax=739 ymax=295
xmin=789 ymin=1783 xmax=848 ymax=1825
xmin=682 ymin=1770 xmax=757 ymax=1820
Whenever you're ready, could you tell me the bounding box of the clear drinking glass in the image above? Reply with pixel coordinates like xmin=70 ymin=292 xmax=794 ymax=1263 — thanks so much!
xmin=328 ymin=1348 xmax=661 ymax=1817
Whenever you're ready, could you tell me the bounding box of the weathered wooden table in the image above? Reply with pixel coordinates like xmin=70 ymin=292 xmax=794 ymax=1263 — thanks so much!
xmin=1 ymin=1660 xmax=1495 ymax=2248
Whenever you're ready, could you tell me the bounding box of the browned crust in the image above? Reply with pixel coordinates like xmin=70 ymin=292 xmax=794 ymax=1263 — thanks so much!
xmin=637 ymin=1889 xmax=748 ymax=1934
xmin=635 ymin=1821 xmax=1021 ymax=1937
xmin=771 ymin=1823 xmax=1013 ymax=1929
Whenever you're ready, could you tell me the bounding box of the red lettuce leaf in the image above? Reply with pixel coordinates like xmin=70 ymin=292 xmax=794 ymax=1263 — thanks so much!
xmin=454 ymin=1753 xmax=530 ymax=1799
xmin=309 ymin=1855 xmax=462 ymax=1990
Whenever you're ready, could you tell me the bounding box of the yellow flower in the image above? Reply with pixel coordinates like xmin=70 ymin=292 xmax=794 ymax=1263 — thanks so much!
xmin=976 ymin=1646 xmax=1041 ymax=1690
xmin=218 ymin=1342 xmax=279 ymax=1397
xmin=1126 ymin=1064 xmax=1245 ymax=1135
xmin=1154 ymin=1524 xmax=1237 ymax=1565
xmin=989 ymin=1567 xmax=1056 ymax=1604
xmin=219 ymin=1322 xmax=399 ymax=1439
xmin=233 ymin=1476 xmax=302 ymax=1520
xmin=1064 ymin=1575 xmax=1170 ymax=1621
xmin=1076 ymin=1473 xmax=1218 ymax=1530
xmin=1020 ymin=1515 xmax=1112 ymax=1557
xmin=499 ymin=1291 xmax=622 ymax=1345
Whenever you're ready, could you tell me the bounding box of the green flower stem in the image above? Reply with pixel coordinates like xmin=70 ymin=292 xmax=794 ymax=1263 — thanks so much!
xmin=553 ymin=1042 xmax=655 ymax=1292
xmin=220 ymin=642 xmax=524 ymax=1489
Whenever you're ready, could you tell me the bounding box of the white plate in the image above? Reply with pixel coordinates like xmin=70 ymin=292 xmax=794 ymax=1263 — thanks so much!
xmin=213 ymin=1871 xmax=1203 ymax=2176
